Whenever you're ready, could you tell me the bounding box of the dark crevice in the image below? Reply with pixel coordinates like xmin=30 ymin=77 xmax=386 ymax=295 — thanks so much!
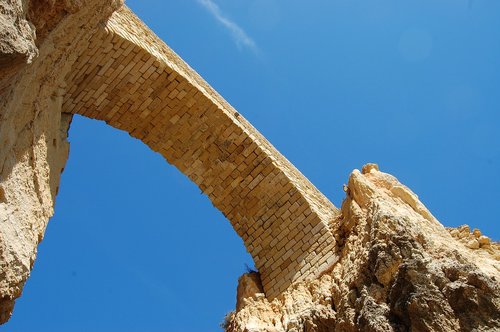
xmin=0 ymin=186 xmax=6 ymax=203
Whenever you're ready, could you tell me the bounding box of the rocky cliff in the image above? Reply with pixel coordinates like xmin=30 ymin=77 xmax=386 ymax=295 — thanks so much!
xmin=0 ymin=0 xmax=121 ymax=323
xmin=227 ymin=164 xmax=500 ymax=331
xmin=1 ymin=1 xmax=499 ymax=330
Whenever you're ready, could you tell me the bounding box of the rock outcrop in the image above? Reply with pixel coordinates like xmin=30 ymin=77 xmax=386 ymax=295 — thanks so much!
xmin=1 ymin=1 xmax=499 ymax=330
xmin=227 ymin=165 xmax=500 ymax=331
xmin=0 ymin=0 xmax=122 ymax=323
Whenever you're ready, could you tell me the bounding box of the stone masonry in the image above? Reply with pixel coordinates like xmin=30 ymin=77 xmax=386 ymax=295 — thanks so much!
xmin=3 ymin=2 xmax=500 ymax=329
xmin=61 ymin=7 xmax=339 ymax=298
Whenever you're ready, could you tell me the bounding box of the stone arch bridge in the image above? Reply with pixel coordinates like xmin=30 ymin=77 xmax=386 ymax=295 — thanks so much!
xmin=2 ymin=5 xmax=339 ymax=301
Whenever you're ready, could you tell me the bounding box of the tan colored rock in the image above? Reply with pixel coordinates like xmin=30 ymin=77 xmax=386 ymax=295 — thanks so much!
xmin=236 ymin=272 xmax=265 ymax=312
xmin=0 ymin=0 xmax=122 ymax=324
xmin=479 ymin=235 xmax=491 ymax=246
xmin=449 ymin=228 xmax=459 ymax=237
xmin=466 ymin=239 xmax=480 ymax=249
xmin=227 ymin=165 xmax=500 ymax=332
xmin=1 ymin=0 xmax=339 ymax=321
xmin=1 ymin=1 xmax=500 ymax=330
xmin=0 ymin=0 xmax=37 ymax=93
xmin=458 ymin=224 xmax=471 ymax=239
xmin=361 ymin=163 xmax=379 ymax=174
xmin=473 ymin=228 xmax=482 ymax=238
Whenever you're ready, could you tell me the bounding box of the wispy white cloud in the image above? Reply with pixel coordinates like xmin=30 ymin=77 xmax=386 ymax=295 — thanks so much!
xmin=197 ymin=0 xmax=259 ymax=54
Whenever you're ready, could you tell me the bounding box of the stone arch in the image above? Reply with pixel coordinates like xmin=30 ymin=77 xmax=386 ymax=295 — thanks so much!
xmin=61 ymin=6 xmax=338 ymax=298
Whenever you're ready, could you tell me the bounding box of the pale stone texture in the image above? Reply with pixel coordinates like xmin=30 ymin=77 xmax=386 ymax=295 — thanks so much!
xmin=228 ymin=166 xmax=500 ymax=332
xmin=1 ymin=0 xmax=338 ymax=322
xmin=236 ymin=272 xmax=265 ymax=312
xmin=61 ymin=6 xmax=339 ymax=297
xmin=1 ymin=1 xmax=500 ymax=330
xmin=0 ymin=0 xmax=122 ymax=323
xmin=0 ymin=0 xmax=37 ymax=93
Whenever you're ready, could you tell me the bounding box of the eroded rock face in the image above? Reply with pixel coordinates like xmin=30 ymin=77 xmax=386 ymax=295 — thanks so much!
xmin=0 ymin=0 xmax=88 ymax=93
xmin=228 ymin=165 xmax=500 ymax=332
xmin=0 ymin=0 xmax=122 ymax=323
xmin=0 ymin=0 xmax=37 ymax=93
xmin=1 ymin=1 xmax=499 ymax=329
xmin=236 ymin=272 xmax=266 ymax=312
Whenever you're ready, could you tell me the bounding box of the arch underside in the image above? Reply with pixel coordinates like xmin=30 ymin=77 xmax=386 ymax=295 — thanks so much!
xmin=62 ymin=6 xmax=339 ymax=298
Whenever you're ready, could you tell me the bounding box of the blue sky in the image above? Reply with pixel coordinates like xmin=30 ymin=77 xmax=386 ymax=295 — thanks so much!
xmin=6 ymin=0 xmax=500 ymax=331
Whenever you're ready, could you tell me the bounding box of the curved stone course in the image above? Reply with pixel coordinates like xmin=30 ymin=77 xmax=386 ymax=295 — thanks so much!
xmin=62 ymin=7 xmax=338 ymax=298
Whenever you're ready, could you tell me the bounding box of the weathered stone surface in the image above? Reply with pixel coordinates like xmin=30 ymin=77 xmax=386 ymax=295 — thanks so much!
xmin=1 ymin=1 xmax=499 ymax=330
xmin=60 ymin=6 xmax=339 ymax=298
xmin=236 ymin=272 xmax=265 ymax=312
xmin=0 ymin=0 xmax=37 ymax=93
xmin=0 ymin=0 xmax=122 ymax=324
xmin=226 ymin=166 xmax=500 ymax=332
xmin=1 ymin=0 xmax=338 ymax=322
